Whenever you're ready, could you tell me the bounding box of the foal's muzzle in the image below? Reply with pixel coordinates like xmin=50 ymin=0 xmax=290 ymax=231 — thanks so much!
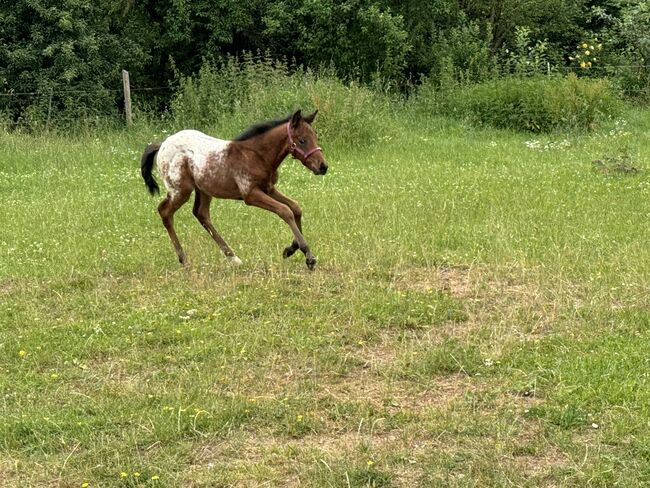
xmin=315 ymin=162 xmax=328 ymax=175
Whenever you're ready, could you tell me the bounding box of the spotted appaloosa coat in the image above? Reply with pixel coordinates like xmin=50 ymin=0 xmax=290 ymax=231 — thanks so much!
xmin=156 ymin=130 xmax=255 ymax=200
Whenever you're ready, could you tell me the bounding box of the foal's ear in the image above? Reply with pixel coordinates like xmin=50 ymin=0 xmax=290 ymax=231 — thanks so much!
xmin=304 ymin=110 xmax=318 ymax=124
xmin=290 ymin=110 xmax=302 ymax=128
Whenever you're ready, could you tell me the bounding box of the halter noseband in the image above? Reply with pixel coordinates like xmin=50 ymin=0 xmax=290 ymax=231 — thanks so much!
xmin=287 ymin=121 xmax=322 ymax=162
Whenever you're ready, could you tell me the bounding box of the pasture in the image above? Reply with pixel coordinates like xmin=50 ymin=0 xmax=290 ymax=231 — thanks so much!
xmin=2 ymin=109 xmax=650 ymax=487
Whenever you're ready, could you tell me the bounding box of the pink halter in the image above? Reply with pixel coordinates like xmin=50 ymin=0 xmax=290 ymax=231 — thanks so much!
xmin=287 ymin=122 xmax=322 ymax=162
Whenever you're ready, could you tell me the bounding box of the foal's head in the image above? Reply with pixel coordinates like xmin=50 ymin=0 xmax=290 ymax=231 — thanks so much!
xmin=288 ymin=110 xmax=328 ymax=175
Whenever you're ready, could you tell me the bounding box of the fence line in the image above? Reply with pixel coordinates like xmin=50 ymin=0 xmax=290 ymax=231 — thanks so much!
xmin=0 ymin=64 xmax=647 ymax=99
xmin=557 ymin=65 xmax=650 ymax=70
xmin=0 ymin=86 xmax=173 ymax=98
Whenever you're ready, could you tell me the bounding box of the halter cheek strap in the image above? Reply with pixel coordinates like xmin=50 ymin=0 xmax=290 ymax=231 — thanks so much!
xmin=287 ymin=122 xmax=322 ymax=162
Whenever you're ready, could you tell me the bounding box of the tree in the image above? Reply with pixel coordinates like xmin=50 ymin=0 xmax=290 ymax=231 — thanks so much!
xmin=0 ymin=0 xmax=148 ymax=124
xmin=590 ymin=0 xmax=650 ymax=96
xmin=262 ymin=0 xmax=410 ymax=83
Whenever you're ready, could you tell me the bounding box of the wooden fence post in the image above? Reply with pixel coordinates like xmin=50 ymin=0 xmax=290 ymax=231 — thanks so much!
xmin=122 ymin=69 xmax=132 ymax=126
xmin=45 ymin=88 xmax=53 ymax=133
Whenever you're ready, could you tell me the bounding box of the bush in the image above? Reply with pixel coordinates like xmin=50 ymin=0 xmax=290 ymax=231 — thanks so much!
xmin=170 ymin=53 xmax=392 ymax=146
xmin=591 ymin=2 xmax=650 ymax=101
xmin=429 ymin=17 xmax=497 ymax=88
xmin=421 ymin=74 xmax=621 ymax=132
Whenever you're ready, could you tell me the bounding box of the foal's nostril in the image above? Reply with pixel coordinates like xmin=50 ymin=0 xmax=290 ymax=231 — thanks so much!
xmin=320 ymin=164 xmax=328 ymax=175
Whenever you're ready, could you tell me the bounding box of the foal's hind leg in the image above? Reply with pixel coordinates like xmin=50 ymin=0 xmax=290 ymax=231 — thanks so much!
xmin=158 ymin=189 xmax=192 ymax=266
xmin=269 ymin=188 xmax=303 ymax=259
xmin=192 ymin=190 xmax=242 ymax=265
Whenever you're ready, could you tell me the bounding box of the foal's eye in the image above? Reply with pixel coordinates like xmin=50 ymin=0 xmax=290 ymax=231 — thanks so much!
xmin=298 ymin=138 xmax=306 ymax=144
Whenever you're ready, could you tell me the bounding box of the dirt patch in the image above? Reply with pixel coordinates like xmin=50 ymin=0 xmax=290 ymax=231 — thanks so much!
xmin=0 ymin=462 xmax=20 ymax=488
xmin=187 ymin=412 xmax=569 ymax=487
xmin=392 ymin=264 xmax=545 ymax=304
xmin=392 ymin=265 xmax=475 ymax=298
xmin=320 ymin=368 xmax=481 ymax=415
xmin=393 ymin=264 xmax=568 ymax=340
xmin=188 ymin=430 xmax=411 ymax=487
xmin=0 ymin=279 xmax=17 ymax=297
xmin=513 ymin=445 xmax=569 ymax=479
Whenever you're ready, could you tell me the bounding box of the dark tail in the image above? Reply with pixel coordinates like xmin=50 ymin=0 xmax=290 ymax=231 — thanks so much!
xmin=141 ymin=143 xmax=161 ymax=195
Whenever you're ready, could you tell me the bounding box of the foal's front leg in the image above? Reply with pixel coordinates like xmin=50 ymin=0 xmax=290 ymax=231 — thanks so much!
xmin=244 ymin=187 xmax=317 ymax=270
xmin=269 ymin=188 xmax=303 ymax=259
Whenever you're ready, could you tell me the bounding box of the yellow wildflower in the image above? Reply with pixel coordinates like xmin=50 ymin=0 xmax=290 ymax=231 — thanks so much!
xmin=18 ymin=350 xmax=27 ymax=358
xmin=133 ymin=472 xmax=141 ymax=478
xmin=580 ymin=61 xmax=587 ymax=68
xmin=367 ymin=459 xmax=375 ymax=466
xmin=585 ymin=50 xmax=591 ymax=56
xmin=151 ymin=475 xmax=160 ymax=480
xmin=582 ymin=42 xmax=588 ymax=48
xmin=81 ymin=483 xmax=90 ymax=488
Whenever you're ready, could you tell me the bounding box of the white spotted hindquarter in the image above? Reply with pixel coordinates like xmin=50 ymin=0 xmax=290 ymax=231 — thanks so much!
xmin=156 ymin=129 xmax=241 ymax=199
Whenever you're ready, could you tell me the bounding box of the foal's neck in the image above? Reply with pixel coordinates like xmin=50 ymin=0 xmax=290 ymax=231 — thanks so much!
xmin=243 ymin=124 xmax=291 ymax=173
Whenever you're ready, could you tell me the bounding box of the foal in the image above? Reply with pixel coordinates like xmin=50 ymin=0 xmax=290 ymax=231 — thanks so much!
xmin=140 ymin=110 xmax=328 ymax=270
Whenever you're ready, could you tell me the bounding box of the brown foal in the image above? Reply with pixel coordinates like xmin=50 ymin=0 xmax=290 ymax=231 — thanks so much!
xmin=140 ymin=110 xmax=328 ymax=270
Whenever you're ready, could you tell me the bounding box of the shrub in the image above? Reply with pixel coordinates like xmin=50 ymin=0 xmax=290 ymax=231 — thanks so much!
xmin=421 ymin=74 xmax=621 ymax=132
xmin=428 ymin=17 xmax=497 ymax=88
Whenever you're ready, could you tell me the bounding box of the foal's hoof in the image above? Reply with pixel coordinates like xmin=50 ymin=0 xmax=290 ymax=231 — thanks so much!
xmin=227 ymin=255 xmax=243 ymax=266
xmin=283 ymin=245 xmax=298 ymax=259
xmin=306 ymin=256 xmax=317 ymax=271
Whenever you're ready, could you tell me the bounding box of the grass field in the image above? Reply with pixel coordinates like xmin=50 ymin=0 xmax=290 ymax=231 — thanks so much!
xmin=2 ymin=108 xmax=650 ymax=487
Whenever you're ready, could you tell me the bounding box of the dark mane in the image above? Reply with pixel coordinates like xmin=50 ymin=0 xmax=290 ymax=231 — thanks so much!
xmin=233 ymin=115 xmax=291 ymax=141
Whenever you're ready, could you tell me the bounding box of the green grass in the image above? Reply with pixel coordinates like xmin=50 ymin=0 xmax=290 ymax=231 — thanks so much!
xmin=1 ymin=108 xmax=650 ymax=487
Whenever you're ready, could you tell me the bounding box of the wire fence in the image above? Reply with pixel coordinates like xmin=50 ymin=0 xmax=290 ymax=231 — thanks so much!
xmin=0 ymin=86 xmax=173 ymax=97
xmin=555 ymin=64 xmax=650 ymax=94
xmin=1 ymin=64 xmax=648 ymax=128
xmin=0 ymin=84 xmax=175 ymax=128
xmin=1 ymin=64 xmax=647 ymax=98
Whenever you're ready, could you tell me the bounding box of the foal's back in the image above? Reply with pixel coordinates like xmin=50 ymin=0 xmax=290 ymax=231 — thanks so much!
xmin=157 ymin=129 xmax=242 ymax=199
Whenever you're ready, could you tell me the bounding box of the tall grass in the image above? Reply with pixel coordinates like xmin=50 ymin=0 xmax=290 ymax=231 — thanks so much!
xmin=171 ymin=53 xmax=393 ymax=145
xmin=171 ymin=57 xmax=623 ymax=138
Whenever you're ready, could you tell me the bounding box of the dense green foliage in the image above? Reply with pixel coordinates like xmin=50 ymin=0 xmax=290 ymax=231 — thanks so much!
xmin=1 ymin=0 xmax=648 ymax=128
xmin=0 ymin=0 xmax=148 ymax=125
